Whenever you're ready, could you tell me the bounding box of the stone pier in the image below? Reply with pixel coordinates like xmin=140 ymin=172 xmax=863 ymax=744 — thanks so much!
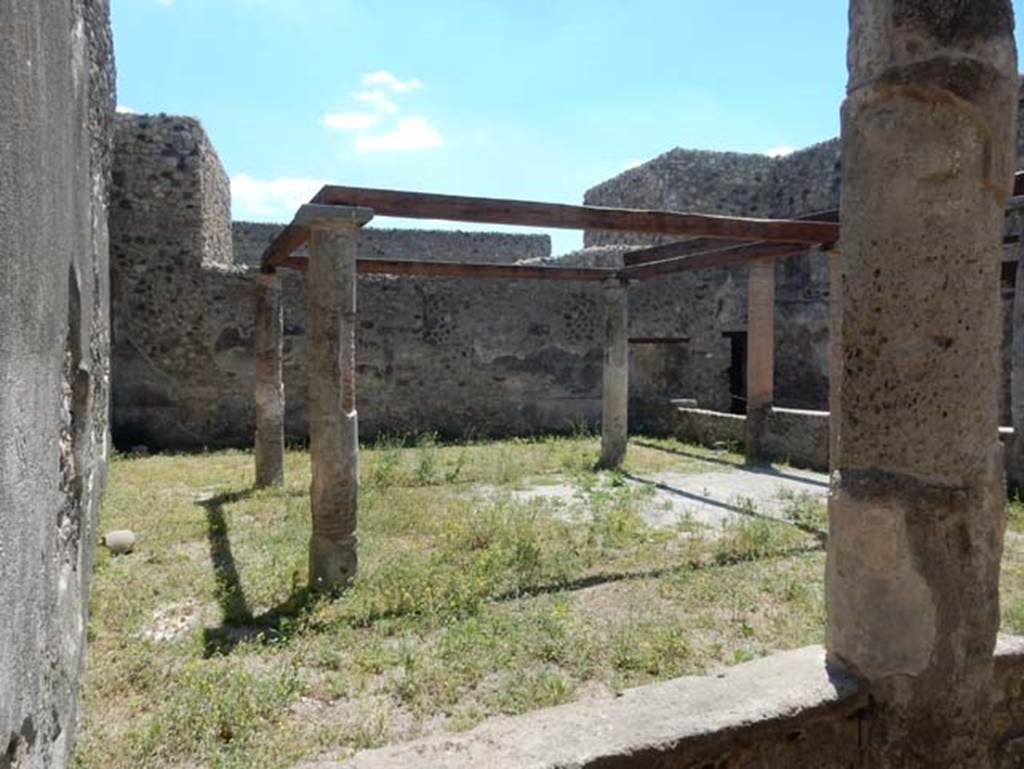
xmin=745 ymin=257 xmax=774 ymax=463
xmin=827 ymin=249 xmax=841 ymax=473
xmin=826 ymin=1 xmax=1018 ymax=765
xmin=300 ymin=204 xmax=374 ymax=590
xmin=598 ymin=278 xmax=629 ymax=469
xmin=1011 ymin=240 xmax=1024 ymax=490
xmin=254 ymin=271 xmax=285 ymax=488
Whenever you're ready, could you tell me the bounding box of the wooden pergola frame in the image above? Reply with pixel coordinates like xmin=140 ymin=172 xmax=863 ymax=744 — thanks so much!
xmin=253 ymin=184 xmax=843 ymax=590
xmin=254 ymin=178 xmax=1024 ymax=589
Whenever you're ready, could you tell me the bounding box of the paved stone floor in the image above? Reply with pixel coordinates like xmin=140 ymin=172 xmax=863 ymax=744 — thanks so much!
xmin=500 ymin=464 xmax=829 ymax=531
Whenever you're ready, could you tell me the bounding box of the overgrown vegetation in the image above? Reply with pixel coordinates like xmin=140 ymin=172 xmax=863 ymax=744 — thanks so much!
xmin=70 ymin=434 xmax=1024 ymax=769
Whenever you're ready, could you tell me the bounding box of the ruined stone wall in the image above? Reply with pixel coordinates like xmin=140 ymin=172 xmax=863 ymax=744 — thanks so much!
xmin=112 ymin=118 xmax=632 ymax=448
xmin=585 ymin=137 xmax=1021 ymax=421
xmin=233 ymin=222 xmax=551 ymax=267
xmin=0 ymin=1 xmax=114 ymax=766
xmin=584 ymin=149 xmax=779 ymax=412
xmin=109 ymin=114 xmax=238 ymax=448
xmin=110 ymin=115 xmax=720 ymax=448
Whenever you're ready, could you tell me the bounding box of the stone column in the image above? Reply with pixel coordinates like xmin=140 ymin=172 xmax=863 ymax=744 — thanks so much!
xmin=254 ymin=271 xmax=285 ymax=488
xmin=827 ymin=249 xmax=841 ymax=474
xmin=745 ymin=257 xmax=774 ymax=464
xmin=598 ymin=278 xmax=629 ymax=469
xmin=827 ymin=2 xmax=1017 ymax=765
xmin=1010 ymin=237 xmax=1024 ymax=491
xmin=298 ymin=204 xmax=373 ymax=591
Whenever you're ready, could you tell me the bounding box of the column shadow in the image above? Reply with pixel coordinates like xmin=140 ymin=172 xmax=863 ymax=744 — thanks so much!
xmin=197 ymin=489 xmax=317 ymax=657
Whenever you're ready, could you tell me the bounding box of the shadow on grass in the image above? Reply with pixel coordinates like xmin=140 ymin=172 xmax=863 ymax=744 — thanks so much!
xmin=631 ymin=440 xmax=829 ymax=489
xmin=195 ymin=480 xmax=825 ymax=649
xmin=621 ymin=471 xmax=828 ymax=545
xmin=197 ymin=489 xmax=319 ymax=657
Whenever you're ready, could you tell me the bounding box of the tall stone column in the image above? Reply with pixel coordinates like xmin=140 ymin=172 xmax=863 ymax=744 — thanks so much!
xmin=598 ymin=278 xmax=629 ymax=469
xmin=254 ymin=271 xmax=285 ymax=488
xmin=1010 ymin=241 xmax=1024 ymax=490
xmin=827 ymin=249 xmax=842 ymax=473
xmin=827 ymin=2 xmax=1017 ymax=765
xmin=745 ymin=257 xmax=774 ymax=464
xmin=298 ymin=204 xmax=373 ymax=591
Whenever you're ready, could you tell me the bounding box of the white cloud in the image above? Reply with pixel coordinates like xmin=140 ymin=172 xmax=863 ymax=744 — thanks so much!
xmin=116 ymin=105 xmax=137 ymax=114
xmin=322 ymin=71 xmax=440 ymax=154
xmin=765 ymin=146 xmax=795 ymax=158
xmin=323 ymin=111 xmax=379 ymax=131
xmin=351 ymin=89 xmax=398 ymax=114
xmin=231 ymin=174 xmax=323 ymax=220
xmin=624 ymin=159 xmax=644 ymax=170
xmin=356 ymin=116 xmax=443 ymax=153
xmin=361 ymin=70 xmax=423 ymax=93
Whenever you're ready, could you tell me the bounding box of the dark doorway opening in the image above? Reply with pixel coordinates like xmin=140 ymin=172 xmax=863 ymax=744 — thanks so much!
xmin=723 ymin=331 xmax=747 ymax=415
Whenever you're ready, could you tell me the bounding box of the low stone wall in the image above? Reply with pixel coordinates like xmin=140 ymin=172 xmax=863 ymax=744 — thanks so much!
xmin=670 ymin=407 xmax=1017 ymax=475
xmin=674 ymin=407 xmax=746 ymax=451
xmin=764 ymin=407 xmax=830 ymax=471
xmin=299 ymin=637 xmax=1024 ymax=769
xmin=670 ymin=406 xmax=829 ymax=471
xmin=233 ymin=221 xmax=551 ymax=267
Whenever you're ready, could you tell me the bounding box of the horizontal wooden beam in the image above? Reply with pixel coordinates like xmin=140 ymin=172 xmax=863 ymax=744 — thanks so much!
xmin=620 ymin=240 xmax=811 ymax=281
xmin=315 ymin=185 xmax=839 ymax=243
xmin=263 ymin=177 xmax=1024 ymax=271
xmin=623 ymin=209 xmax=839 ymax=268
xmin=261 ymin=224 xmax=310 ymax=272
xmin=282 ymin=256 xmax=614 ymax=282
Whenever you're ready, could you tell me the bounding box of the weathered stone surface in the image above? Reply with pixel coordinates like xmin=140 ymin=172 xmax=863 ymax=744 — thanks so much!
xmin=745 ymin=258 xmax=775 ymax=461
xmin=108 ymin=96 xmax=1024 ymax=453
xmin=254 ymin=273 xmax=285 ymax=487
xmin=827 ymin=1 xmax=1018 ymax=764
xmin=0 ymin=0 xmax=114 ymax=765
xmin=585 ymin=142 xmax=844 ymax=415
xmin=290 ymin=637 xmax=1024 ymax=769
xmin=666 ymin=406 xmax=830 ymax=471
xmin=764 ymin=407 xmax=830 ymax=471
xmin=298 ymin=646 xmax=867 ymax=769
xmin=307 ymin=213 xmax=371 ymax=590
xmin=598 ymin=279 xmax=629 ymax=468
xmin=101 ymin=530 xmax=136 ymax=555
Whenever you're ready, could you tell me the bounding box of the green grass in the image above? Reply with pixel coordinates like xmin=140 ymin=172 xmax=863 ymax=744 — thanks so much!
xmin=71 ymin=434 xmax=1019 ymax=768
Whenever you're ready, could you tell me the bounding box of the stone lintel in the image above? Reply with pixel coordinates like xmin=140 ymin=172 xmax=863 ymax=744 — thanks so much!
xmin=294 ymin=204 xmax=374 ymax=232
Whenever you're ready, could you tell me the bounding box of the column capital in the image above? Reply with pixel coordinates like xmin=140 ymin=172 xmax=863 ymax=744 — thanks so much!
xmin=294 ymin=203 xmax=374 ymax=232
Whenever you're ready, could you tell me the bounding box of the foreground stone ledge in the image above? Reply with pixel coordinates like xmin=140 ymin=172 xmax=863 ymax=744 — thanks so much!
xmin=301 ymin=646 xmax=869 ymax=769
xmin=294 ymin=637 xmax=1024 ymax=768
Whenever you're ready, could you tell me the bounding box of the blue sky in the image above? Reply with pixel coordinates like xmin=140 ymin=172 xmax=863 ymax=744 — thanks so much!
xmin=112 ymin=0 xmax=1024 ymax=255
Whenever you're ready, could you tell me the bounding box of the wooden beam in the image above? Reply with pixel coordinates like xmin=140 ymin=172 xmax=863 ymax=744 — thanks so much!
xmin=619 ymin=240 xmax=811 ymax=281
xmin=623 ymin=209 xmax=839 ymax=268
xmin=316 ymin=185 xmax=839 ymax=243
xmin=262 ymin=223 xmax=310 ymax=271
xmin=281 ymin=256 xmax=614 ymax=282
xmin=264 ymin=180 xmax=1024 ymax=272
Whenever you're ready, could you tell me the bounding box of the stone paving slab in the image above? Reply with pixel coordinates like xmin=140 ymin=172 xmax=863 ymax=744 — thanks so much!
xmin=497 ymin=465 xmax=829 ymax=531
